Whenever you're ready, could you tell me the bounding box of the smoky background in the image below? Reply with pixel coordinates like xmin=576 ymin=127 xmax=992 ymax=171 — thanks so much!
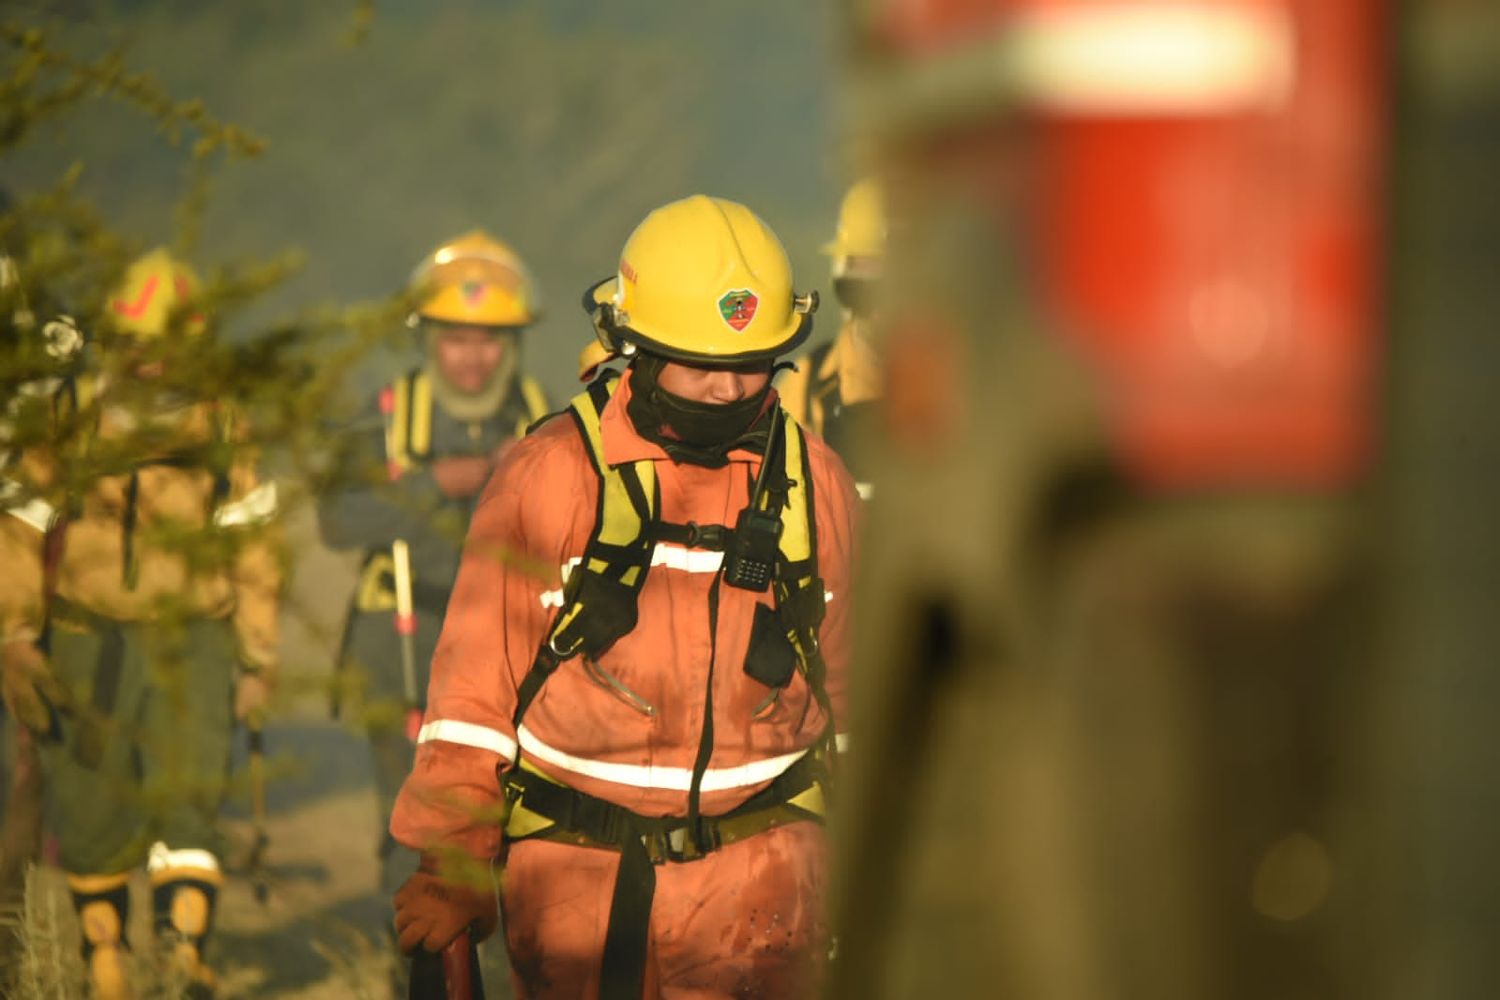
xmin=2 ymin=1 xmax=1499 ymax=999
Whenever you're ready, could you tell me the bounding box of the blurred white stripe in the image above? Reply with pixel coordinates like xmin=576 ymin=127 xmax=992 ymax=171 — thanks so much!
xmin=417 ymin=718 xmax=518 ymax=759
xmin=147 ymin=842 xmax=220 ymax=874
xmin=4 ymin=496 xmax=58 ymax=533
xmin=1010 ymin=4 xmax=1295 ymax=113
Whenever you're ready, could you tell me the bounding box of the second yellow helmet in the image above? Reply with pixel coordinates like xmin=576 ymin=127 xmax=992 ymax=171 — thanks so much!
xmin=411 ymin=229 xmax=539 ymax=328
xmin=824 ymin=178 xmax=886 ymax=281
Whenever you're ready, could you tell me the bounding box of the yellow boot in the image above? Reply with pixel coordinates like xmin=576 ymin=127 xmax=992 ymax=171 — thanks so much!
xmin=66 ymin=872 xmax=133 ymax=1000
xmin=147 ymin=843 xmax=221 ymax=998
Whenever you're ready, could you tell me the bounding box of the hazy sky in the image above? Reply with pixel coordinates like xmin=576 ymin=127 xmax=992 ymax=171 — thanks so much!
xmin=6 ymin=0 xmax=850 ymax=399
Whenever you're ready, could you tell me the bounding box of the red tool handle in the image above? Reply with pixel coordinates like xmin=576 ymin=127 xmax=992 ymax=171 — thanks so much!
xmin=441 ymin=932 xmax=474 ymax=999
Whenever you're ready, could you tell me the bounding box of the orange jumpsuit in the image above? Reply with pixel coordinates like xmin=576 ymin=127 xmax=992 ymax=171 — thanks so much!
xmin=391 ymin=376 xmax=856 ymax=998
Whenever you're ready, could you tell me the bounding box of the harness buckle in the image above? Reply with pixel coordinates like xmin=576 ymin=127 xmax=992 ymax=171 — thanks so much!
xmin=640 ymin=829 xmax=670 ymax=864
xmin=640 ymin=821 xmax=719 ymax=864
xmin=684 ymin=522 xmax=727 ymax=550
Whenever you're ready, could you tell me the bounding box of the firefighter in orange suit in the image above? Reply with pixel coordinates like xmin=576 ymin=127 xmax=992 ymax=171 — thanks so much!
xmin=389 ymin=196 xmax=857 ymax=999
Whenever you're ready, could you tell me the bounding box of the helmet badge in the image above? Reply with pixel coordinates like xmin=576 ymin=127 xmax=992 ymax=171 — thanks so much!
xmin=717 ymin=289 xmax=758 ymax=332
xmin=461 ymin=279 xmax=488 ymax=305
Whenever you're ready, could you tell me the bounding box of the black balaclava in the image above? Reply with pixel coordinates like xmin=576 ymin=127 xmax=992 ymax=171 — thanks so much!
xmin=626 ymin=353 xmax=774 ymax=468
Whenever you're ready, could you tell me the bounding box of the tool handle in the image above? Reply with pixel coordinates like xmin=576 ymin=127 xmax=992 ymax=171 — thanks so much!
xmin=392 ymin=539 xmax=422 ymax=730
xmin=408 ymin=930 xmax=483 ymax=999
xmin=249 ymin=727 xmax=267 ymax=820
xmin=441 ymin=933 xmax=476 ymax=998
xmin=247 ymin=721 xmax=270 ymax=904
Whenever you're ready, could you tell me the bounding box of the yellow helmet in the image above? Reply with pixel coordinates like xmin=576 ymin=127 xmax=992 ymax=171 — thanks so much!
xmin=824 ymin=178 xmax=885 ymax=281
xmin=106 ymin=248 xmax=206 ymax=339
xmin=586 ymin=195 xmax=817 ymax=365
xmin=411 ymin=229 xmax=539 ymax=328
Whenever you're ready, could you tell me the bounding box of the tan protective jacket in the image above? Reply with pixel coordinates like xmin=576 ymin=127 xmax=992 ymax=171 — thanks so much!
xmin=777 ymin=319 xmax=883 ymax=433
xmin=0 ymin=383 xmax=282 ymax=672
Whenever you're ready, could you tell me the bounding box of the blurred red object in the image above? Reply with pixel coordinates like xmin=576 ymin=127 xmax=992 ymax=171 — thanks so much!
xmin=864 ymin=0 xmax=1388 ymax=489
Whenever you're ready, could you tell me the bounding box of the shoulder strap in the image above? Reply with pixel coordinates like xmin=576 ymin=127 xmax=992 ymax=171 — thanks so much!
xmin=511 ymin=374 xmax=656 ymax=731
xmin=771 ymin=417 xmax=835 ymax=747
xmin=774 ymin=416 xmax=816 ymax=578
xmin=807 ymin=341 xmax=837 ymax=431
xmin=380 ymin=376 xmax=408 ymax=478
xmin=408 ymin=369 xmax=433 ymax=461
xmin=512 ymin=375 xmax=553 ymax=439
xmin=380 ymin=368 xmax=430 ymax=476
xmin=519 ymin=375 xmax=550 ymax=424
xmin=72 ymin=373 xmax=97 ymax=417
xmin=210 ymin=403 xmax=236 ymax=507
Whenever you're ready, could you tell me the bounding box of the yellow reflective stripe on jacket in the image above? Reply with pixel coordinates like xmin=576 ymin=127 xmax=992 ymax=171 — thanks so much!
xmin=567 ymin=381 xmax=656 ymax=586
xmin=386 ymin=373 xmax=412 ymax=473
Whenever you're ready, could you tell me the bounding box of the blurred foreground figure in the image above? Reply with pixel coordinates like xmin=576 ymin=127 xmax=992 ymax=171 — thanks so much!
xmin=778 ymin=179 xmax=884 ymax=498
xmin=1 ymin=200 xmax=87 ymax=956
xmin=390 ymin=196 xmax=856 ymax=999
xmin=319 ymin=230 xmax=548 ymax=924
xmin=0 ymin=249 xmax=283 ymax=998
xmin=829 ymin=1 xmax=1387 ymax=999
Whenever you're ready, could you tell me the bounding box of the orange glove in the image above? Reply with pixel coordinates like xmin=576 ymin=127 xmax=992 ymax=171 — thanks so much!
xmin=393 ymin=863 xmax=499 ymax=955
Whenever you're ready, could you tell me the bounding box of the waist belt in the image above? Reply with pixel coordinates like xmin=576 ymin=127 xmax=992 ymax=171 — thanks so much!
xmin=48 ymin=596 xmax=124 ymax=634
xmin=353 ymin=552 xmax=450 ymax=615
xmin=499 ymin=751 xmax=827 ymax=1000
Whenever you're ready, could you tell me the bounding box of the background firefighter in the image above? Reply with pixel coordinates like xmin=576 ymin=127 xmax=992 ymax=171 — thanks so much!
xmin=0 ymin=248 xmax=284 ymax=998
xmin=777 ymin=178 xmax=884 ymax=499
xmin=317 ymin=230 xmax=549 ymax=918
xmin=388 ymin=195 xmax=857 ymax=999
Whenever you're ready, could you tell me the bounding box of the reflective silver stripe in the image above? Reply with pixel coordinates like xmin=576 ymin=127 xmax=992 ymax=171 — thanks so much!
xmin=146 ymin=842 xmax=219 ymax=874
xmin=417 ymin=718 xmax=517 ymax=759
xmin=854 ymin=482 xmax=874 ymax=500
xmin=213 ymin=481 xmax=279 ymax=527
xmin=835 ymin=733 xmax=850 ymax=753
xmin=5 ymin=496 xmax=58 ymax=533
xmin=540 ymin=544 xmax=723 ymax=608
xmin=517 ymin=724 xmax=808 ymax=793
xmin=649 ymin=543 xmax=724 ymax=575
xmin=540 ymin=557 xmax=584 ymax=610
